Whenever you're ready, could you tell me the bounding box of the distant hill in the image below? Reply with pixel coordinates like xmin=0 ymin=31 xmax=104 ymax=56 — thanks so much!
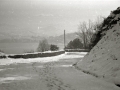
xmin=0 ymin=32 xmax=78 ymax=44
xmin=47 ymin=33 xmax=78 ymax=44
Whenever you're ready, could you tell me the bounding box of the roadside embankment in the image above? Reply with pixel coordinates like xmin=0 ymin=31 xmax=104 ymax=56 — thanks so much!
xmin=76 ymin=7 xmax=120 ymax=87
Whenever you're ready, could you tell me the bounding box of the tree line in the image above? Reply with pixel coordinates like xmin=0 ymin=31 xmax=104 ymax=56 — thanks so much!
xmin=66 ymin=16 xmax=104 ymax=50
xmin=36 ymin=16 xmax=105 ymax=52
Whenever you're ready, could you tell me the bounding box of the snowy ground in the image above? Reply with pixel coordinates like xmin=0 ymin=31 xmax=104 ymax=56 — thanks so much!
xmin=0 ymin=52 xmax=119 ymax=90
xmin=76 ymin=7 xmax=120 ymax=86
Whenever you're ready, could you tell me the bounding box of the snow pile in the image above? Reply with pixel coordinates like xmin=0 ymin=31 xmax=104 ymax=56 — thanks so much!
xmin=0 ymin=54 xmax=65 ymax=65
xmin=8 ymin=50 xmax=65 ymax=59
xmin=76 ymin=7 xmax=120 ymax=85
xmin=0 ymin=76 xmax=30 ymax=84
xmin=0 ymin=52 xmax=87 ymax=65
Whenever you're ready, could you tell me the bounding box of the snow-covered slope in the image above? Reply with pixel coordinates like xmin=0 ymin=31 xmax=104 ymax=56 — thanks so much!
xmin=76 ymin=7 xmax=120 ymax=85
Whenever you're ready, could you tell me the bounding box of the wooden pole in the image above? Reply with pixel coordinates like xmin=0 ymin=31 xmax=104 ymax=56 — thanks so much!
xmin=64 ymin=30 xmax=65 ymax=50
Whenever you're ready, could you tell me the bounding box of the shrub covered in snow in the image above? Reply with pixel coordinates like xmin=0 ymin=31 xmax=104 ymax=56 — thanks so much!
xmin=50 ymin=44 xmax=59 ymax=51
xmin=66 ymin=38 xmax=83 ymax=49
xmin=37 ymin=39 xmax=50 ymax=52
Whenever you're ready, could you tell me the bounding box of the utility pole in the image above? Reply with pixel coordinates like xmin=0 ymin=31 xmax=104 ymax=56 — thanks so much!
xmin=64 ymin=30 xmax=66 ymax=50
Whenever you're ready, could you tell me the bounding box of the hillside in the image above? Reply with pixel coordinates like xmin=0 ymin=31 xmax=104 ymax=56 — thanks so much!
xmin=48 ymin=33 xmax=78 ymax=44
xmin=0 ymin=33 xmax=78 ymax=44
xmin=76 ymin=7 xmax=120 ymax=86
xmin=0 ymin=33 xmax=78 ymax=54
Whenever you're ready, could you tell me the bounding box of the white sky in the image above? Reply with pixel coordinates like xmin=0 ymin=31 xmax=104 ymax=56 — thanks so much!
xmin=0 ymin=0 xmax=119 ymax=37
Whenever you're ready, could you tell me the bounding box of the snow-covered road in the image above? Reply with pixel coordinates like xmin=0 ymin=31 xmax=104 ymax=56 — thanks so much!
xmin=0 ymin=52 xmax=119 ymax=90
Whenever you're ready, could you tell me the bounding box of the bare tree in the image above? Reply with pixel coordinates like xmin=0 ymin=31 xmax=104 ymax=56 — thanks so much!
xmin=94 ymin=16 xmax=104 ymax=31
xmin=37 ymin=39 xmax=50 ymax=52
xmin=76 ymin=16 xmax=103 ymax=49
xmin=76 ymin=20 xmax=94 ymax=49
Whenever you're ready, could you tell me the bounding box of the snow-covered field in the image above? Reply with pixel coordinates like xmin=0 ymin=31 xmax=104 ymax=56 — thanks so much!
xmin=0 ymin=52 xmax=87 ymax=65
xmin=0 ymin=52 xmax=120 ymax=90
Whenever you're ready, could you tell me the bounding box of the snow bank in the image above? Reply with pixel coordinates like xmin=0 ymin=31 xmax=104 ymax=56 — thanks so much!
xmin=0 ymin=75 xmax=30 ymax=84
xmin=63 ymin=52 xmax=87 ymax=59
xmin=76 ymin=7 xmax=120 ymax=85
xmin=8 ymin=51 xmax=65 ymax=59
xmin=0 ymin=52 xmax=86 ymax=66
xmin=0 ymin=54 xmax=65 ymax=65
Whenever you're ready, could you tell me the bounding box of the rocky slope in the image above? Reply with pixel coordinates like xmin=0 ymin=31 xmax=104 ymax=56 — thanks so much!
xmin=76 ymin=7 xmax=120 ymax=86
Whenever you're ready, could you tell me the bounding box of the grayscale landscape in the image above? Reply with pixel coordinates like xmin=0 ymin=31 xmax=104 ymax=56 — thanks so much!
xmin=0 ymin=0 xmax=120 ymax=90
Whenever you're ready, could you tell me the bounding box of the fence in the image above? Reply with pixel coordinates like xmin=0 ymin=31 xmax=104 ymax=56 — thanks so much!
xmin=65 ymin=49 xmax=90 ymax=52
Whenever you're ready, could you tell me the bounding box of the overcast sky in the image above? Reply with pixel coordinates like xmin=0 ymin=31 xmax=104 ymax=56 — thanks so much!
xmin=0 ymin=0 xmax=119 ymax=37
